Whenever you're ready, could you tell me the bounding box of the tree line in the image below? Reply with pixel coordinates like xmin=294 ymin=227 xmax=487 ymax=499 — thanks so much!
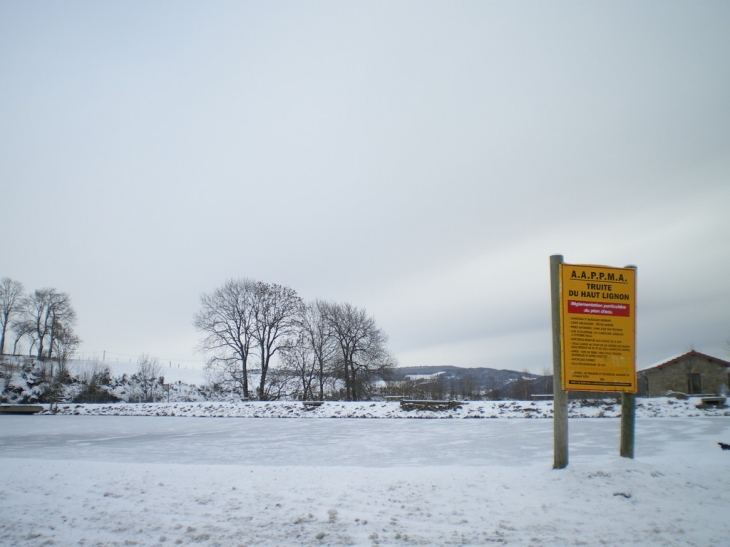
xmin=193 ymin=278 xmax=395 ymax=401
xmin=0 ymin=277 xmax=81 ymax=362
xmin=2 ymin=275 xmax=395 ymax=402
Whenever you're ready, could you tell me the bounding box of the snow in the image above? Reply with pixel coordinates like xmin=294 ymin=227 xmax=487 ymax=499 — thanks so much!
xmin=403 ymin=373 xmax=444 ymax=381
xmin=39 ymin=396 xmax=730 ymax=419
xmin=1 ymin=412 xmax=730 ymax=546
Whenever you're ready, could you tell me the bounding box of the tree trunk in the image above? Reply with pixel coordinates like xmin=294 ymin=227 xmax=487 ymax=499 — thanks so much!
xmin=258 ymin=342 xmax=269 ymax=400
xmin=343 ymin=358 xmax=351 ymax=400
xmin=350 ymin=365 xmax=358 ymax=400
xmin=0 ymin=323 xmax=6 ymax=355
xmin=242 ymin=360 xmax=249 ymax=398
xmin=47 ymin=316 xmax=55 ymax=361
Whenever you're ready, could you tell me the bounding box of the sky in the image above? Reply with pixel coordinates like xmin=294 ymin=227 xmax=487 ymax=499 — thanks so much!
xmin=1 ymin=1 xmax=729 ymax=374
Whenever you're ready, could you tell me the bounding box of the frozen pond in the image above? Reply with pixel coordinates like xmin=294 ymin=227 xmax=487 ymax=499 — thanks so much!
xmin=1 ymin=416 xmax=729 ymax=547
xmin=1 ymin=415 xmax=728 ymax=466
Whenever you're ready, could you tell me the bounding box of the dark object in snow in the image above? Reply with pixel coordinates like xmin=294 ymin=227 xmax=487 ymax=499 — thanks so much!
xmin=400 ymin=400 xmax=464 ymax=411
xmin=718 ymin=442 xmax=730 ymax=450
xmin=697 ymin=397 xmax=727 ymax=409
xmin=0 ymin=404 xmax=44 ymax=415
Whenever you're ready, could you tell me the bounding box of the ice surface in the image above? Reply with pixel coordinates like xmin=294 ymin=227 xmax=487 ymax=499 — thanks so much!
xmin=1 ymin=415 xmax=729 ymax=546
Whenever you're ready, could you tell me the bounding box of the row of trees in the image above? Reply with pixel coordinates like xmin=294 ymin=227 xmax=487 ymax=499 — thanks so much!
xmin=385 ymin=370 xmax=551 ymax=401
xmin=194 ymin=279 xmax=395 ymax=401
xmin=2 ymin=275 xmax=393 ymax=401
xmin=0 ymin=278 xmax=81 ymax=362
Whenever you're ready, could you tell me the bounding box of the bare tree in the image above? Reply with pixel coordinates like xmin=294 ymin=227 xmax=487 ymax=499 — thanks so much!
xmin=47 ymin=292 xmax=77 ymax=362
xmin=281 ymin=308 xmax=337 ymax=401
xmin=461 ymin=373 xmax=477 ymax=400
xmin=53 ymin=321 xmax=82 ymax=377
xmin=426 ymin=373 xmax=447 ymax=400
xmin=21 ymin=288 xmax=78 ymax=360
xmin=511 ymin=368 xmax=536 ymax=400
xmin=294 ymin=300 xmax=337 ymax=400
xmin=0 ymin=278 xmax=24 ymax=355
xmin=10 ymin=319 xmax=35 ymax=356
xmin=74 ymin=360 xmax=111 ymax=403
xmin=136 ymin=354 xmax=163 ymax=402
xmin=250 ymin=281 xmax=303 ymax=400
xmin=194 ymin=281 xmax=390 ymax=401
xmin=23 ymin=290 xmax=51 ymax=358
xmin=75 ymin=360 xmax=111 ymax=387
xmin=193 ymin=279 xmax=257 ymax=398
xmin=259 ymin=366 xmax=292 ymax=401
xmin=280 ymin=330 xmax=319 ymax=400
xmin=321 ymin=301 xmax=395 ymax=401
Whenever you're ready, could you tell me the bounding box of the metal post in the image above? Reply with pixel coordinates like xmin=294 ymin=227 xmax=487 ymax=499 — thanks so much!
xmin=551 ymin=254 xmax=569 ymax=469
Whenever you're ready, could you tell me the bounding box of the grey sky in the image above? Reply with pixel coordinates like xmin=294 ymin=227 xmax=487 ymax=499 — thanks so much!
xmin=1 ymin=1 xmax=728 ymax=373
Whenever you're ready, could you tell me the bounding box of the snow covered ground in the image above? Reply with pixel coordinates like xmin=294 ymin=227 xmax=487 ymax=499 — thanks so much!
xmin=1 ymin=414 xmax=729 ymax=546
xmin=40 ymin=396 xmax=730 ymax=419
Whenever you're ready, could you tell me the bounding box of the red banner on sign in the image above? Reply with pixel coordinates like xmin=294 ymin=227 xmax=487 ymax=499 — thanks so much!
xmin=567 ymin=300 xmax=630 ymax=317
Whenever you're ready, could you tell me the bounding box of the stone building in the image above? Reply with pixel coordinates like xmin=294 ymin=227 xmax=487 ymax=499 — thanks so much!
xmin=638 ymin=350 xmax=730 ymax=397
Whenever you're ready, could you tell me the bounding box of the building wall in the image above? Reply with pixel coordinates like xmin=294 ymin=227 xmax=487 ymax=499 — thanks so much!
xmin=642 ymin=354 xmax=729 ymax=397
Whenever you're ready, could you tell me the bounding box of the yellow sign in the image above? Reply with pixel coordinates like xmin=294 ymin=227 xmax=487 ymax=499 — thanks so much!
xmin=560 ymin=263 xmax=637 ymax=393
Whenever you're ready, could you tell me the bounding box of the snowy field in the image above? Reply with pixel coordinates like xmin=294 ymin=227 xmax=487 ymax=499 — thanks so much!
xmin=1 ymin=415 xmax=730 ymax=547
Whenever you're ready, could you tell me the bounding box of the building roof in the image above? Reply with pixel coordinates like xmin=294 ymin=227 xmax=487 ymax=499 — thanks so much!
xmin=641 ymin=350 xmax=730 ymax=373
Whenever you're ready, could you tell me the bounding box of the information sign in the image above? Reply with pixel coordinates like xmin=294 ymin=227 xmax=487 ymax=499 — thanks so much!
xmin=560 ymin=264 xmax=636 ymax=392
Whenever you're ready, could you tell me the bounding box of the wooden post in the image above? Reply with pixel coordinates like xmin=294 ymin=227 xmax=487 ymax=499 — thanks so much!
xmin=550 ymin=254 xmax=568 ymax=469
xmin=620 ymin=264 xmax=637 ymax=459
xmin=620 ymin=392 xmax=635 ymax=458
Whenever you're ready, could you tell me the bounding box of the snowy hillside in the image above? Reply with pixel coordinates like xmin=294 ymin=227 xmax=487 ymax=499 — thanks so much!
xmin=0 ymin=356 xmax=213 ymax=404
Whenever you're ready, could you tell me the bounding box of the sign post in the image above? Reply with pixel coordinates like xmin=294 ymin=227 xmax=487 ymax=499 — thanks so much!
xmin=620 ymin=391 xmax=636 ymax=458
xmin=550 ymin=258 xmax=637 ymax=466
xmin=550 ymin=255 xmax=569 ymax=469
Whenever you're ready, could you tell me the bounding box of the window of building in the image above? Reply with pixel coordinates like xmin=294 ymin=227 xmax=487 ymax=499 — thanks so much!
xmin=688 ymin=373 xmax=701 ymax=395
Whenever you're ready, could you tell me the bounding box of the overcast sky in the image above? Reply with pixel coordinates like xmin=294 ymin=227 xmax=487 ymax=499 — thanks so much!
xmin=1 ymin=1 xmax=728 ymax=374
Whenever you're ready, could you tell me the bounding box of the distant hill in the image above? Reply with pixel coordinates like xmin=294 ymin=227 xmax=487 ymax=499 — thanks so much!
xmin=386 ymin=366 xmax=547 ymax=399
xmin=391 ymin=365 xmax=539 ymax=382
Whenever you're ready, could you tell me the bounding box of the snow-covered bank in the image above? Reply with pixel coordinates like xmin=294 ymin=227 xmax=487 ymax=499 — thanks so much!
xmin=3 ymin=457 xmax=727 ymax=547
xmin=1 ymin=417 xmax=729 ymax=546
xmin=42 ymin=396 xmax=730 ymax=419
